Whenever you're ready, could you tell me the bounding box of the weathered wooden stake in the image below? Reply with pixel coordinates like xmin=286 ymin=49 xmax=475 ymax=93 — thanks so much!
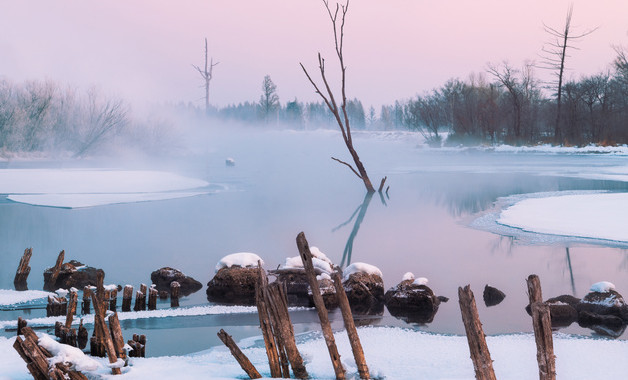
xmin=148 ymin=287 xmax=158 ymax=310
xmin=458 ymin=285 xmax=497 ymax=380
xmin=90 ymin=292 xmax=122 ymax=375
xmin=108 ymin=312 xmax=127 ymax=362
xmin=122 ymin=285 xmax=133 ymax=312
xmin=255 ymin=264 xmax=282 ymax=378
xmin=332 ymin=269 xmax=370 ymax=379
xmin=218 ymin=328 xmax=262 ymax=379
xmin=66 ymin=289 xmax=78 ymax=328
xmin=109 ymin=288 xmax=118 ymax=311
xmin=17 ymin=317 xmax=27 ymax=336
xmin=47 ymin=295 xmax=67 ymax=317
xmin=14 ymin=248 xmax=33 ymax=290
xmin=78 ymin=319 xmax=88 ymax=349
xmin=170 ymin=281 xmax=180 ymax=308
xmin=265 ymin=282 xmax=308 ymax=379
xmin=45 ymin=250 xmax=65 ymax=291
xmin=82 ymin=286 xmax=92 ymax=315
xmin=134 ymin=290 xmax=145 ymax=312
xmin=297 ymin=231 xmax=345 ymax=379
xmin=527 ymin=275 xmax=556 ymax=380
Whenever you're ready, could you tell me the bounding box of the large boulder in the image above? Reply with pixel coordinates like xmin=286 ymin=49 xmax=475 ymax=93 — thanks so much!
xmin=576 ymin=282 xmax=627 ymax=318
xmin=151 ymin=267 xmax=202 ymax=297
xmin=385 ymin=274 xmax=440 ymax=324
xmin=343 ymin=263 xmax=384 ymax=315
xmin=206 ymin=253 xmax=264 ymax=305
xmin=43 ymin=260 xmax=103 ymax=291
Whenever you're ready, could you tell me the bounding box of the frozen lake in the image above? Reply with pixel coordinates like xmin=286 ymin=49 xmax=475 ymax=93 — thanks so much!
xmin=1 ymin=129 xmax=628 ymax=356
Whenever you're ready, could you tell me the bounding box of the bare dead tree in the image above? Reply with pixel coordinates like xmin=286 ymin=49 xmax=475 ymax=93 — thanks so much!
xmin=193 ymin=38 xmax=219 ymax=113
xmin=539 ymin=4 xmax=597 ymax=144
xmin=300 ymin=0 xmax=384 ymax=193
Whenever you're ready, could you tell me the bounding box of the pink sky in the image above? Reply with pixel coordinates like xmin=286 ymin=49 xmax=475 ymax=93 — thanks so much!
xmin=1 ymin=1 xmax=626 ymax=111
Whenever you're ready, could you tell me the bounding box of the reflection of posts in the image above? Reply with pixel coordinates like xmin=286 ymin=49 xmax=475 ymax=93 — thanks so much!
xmin=335 ymin=192 xmax=374 ymax=268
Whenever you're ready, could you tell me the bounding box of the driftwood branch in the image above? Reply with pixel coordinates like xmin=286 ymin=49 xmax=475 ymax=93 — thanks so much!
xmin=218 ymin=329 xmax=262 ymax=379
xmin=332 ymin=156 xmax=362 ymax=179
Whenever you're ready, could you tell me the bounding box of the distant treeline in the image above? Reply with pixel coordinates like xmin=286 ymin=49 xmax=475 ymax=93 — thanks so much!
xmin=199 ymin=47 xmax=628 ymax=147
xmin=0 ymin=79 xmax=173 ymax=158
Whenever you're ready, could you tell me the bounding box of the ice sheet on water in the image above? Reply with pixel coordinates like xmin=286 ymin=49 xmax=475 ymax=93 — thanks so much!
xmin=0 ymin=289 xmax=53 ymax=309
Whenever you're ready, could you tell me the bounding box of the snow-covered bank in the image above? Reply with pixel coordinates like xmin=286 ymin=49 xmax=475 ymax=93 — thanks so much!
xmin=0 ymin=290 xmax=52 ymax=308
xmin=2 ymin=327 xmax=628 ymax=379
xmin=0 ymin=169 xmax=211 ymax=208
xmin=498 ymin=192 xmax=628 ymax=243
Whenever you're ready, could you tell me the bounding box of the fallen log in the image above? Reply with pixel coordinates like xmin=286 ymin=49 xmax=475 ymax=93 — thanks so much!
xmin=218 ymin=328 xmax=262 ymax=379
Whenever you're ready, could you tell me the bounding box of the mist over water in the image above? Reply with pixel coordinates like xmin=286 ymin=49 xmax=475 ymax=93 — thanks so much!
xmin=2 ymin=124 xmax=628 ymax=355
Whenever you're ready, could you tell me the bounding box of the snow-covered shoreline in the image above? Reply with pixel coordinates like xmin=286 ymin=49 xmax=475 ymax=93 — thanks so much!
xmin=2 ymin=327 xmax=627 ymax=379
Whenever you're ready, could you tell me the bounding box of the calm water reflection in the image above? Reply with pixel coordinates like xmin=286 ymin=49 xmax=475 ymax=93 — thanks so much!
xmin=1 ymin=130 xmax=628 ymax=355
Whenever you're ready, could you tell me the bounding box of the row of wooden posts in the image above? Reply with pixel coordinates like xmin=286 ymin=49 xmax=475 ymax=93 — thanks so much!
xmin=219 ymin=233 xmax=557 ymax=380
xmin=15 ymin=271 xmax=147 ymax=378
xmin=47 ymin=281 xmax=181 ymax=317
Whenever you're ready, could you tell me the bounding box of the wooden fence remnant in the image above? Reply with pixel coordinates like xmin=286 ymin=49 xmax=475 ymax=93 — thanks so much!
xmin=14 ymin=248 xmax=33 ymax=290
xmin=296 ymin=231 xmax=345 ymax=379
xmin=17 ymin=317 xmax=27 ymax=336
xmin=47 ymin=295 xmax=67 ymax=317
xmin=44 ymin=250 xmax=65 ymax=291
xmin=108 ymin=312 xmax=127 ymax=362
xmin=109 ymin=288 xmax=118 ymax=311
xmin=14 ymin=326 xmax=88 ymax=380
xmin=90 ymin=292 xmax=122 ymax=375
xmin=78 ymin=319 xmax=88 ymax=349
xmin=332 ymin=269 xmax=370 ymax=379
xmin=218 ymin=328 xmax=262 ymax=379
xmin=66 ymin=289 xmax=78 ymax=328
xmin=255 ymin=264 xmax=282 ymax=378
xmin=527 ymin=275 xmax=556 ymax=380
xmin=82 ymin=286 xmax=92 ymax=315
xmin=170 ymin=281 xmax=180 ymax=308
xmin=148 ymin=287 xmax=158 ymax=310
xmin=458 ymin=285 xmax=497 ymax=380
xmin=122 ymin=285 xmax=133 ymax=312
xmin=265 ymin=282 xmax=308 ymax=379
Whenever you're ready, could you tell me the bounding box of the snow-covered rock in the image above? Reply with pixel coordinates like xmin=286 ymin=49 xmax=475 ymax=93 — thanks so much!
xmin=342 ymin=262 xmax=383 ymax=282
xmin=343 ymin=263 xmax=384 ymax=315
xmin=215 ymin=252 xmax=264 ymax=273
xmin=151 ymin=267 xmax=202 ymax=296
xmin=385 ymin=277 xmax=440 ymax=324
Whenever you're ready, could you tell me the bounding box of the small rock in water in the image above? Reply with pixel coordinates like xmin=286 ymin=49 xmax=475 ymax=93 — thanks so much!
xmin=225 ymin=158 xmax=235 ymax=167
xmin=206 ymin=267 xmax=258 ymax=305
xmin=150 ymin=267 xmax=202 ymax=297
xmin=483 ymin=285 xmax=506 ymax=307
xmin=385 ymin=277 xmax=441 ymax=324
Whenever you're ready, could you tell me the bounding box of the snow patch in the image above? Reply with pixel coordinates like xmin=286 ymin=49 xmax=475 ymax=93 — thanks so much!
xmin=38 ymin=334 xmax=101 ymax=372
xmin=215 ymin=253 xmax=263 ymax=272
xmin=590 ymin=281 xmax=616 ymax=293
xmin=402 ymin=272 xmax=414 ymax=281
xmin=413 ymin=277 xmax=429 ymax=286
xmin=0 ymin=289 xmax=53 ymax=306
xmin=343 ymin=262 xmax=383 ymax=281
xmin=283 ymin=256 xmax=333 ymax=274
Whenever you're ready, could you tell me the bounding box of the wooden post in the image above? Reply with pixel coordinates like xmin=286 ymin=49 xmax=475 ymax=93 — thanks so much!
xmin=255 ymin=264 xmax=282 ymax=378
xmin=46 ymin=250 xmax=65 ymax=291
xmin=96 ymin=272 xmax=105 ymax=305
xmin=109 ymin=288 xmax=118 ymax=311
xmin=134 ymin=290 xmax=145 ymax=312
xmin=78 ymin=319 xmax=88 ymax=349
xmin=527 ymin=275 xmax=556 ymax=380
xmin=82 ymin=286 xmax=92 ymax=315
xmin=458 ymin=285 xmax=497 ymax=380
xmin=170 ymin=281 xmax=180 ymax=308
xmin=296 ymin=231 xmax=345 ymax=379
xmin=122 ymin=285 xmax=133 ymax=312
xmin=17 ymin=317 xmax=27 ymax=336
xmin=265 ymin=282 xmax=308 ymax=379
xmin=66 ymin=289 xmax=78 ymax=328
xmin=14 ymin=248 xmax=33 ymax=290
xmin=148 ymin=287 xmax=158 ymax=310
xmin=108 ymin=312 xmax=127 ymax=361
xmin=90 ymin=292 xmax=122 ymax=375
xmin=218 ymin=329 xmax=262 ymax=379
xmin=332 ymin=269 xmax=370 ymax=379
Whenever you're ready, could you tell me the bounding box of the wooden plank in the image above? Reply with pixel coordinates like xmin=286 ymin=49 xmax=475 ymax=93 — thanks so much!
xmin=458 ymin=285 xmax=497 ymax=380
xmin=90 ymin=292 xmax=122 ymax=375
xmin=66 ymin=289 xmax=78 ymax=328
xmin=255 ymin=264 xmax=282 ymax=378
xmin=296 ymin=231 xmax=345 ymax=379
xmin=217 ymin=329 xmax=262 ymax=379
xmin=332 ymin=269 xmax=370 ymax=379
xmin=527 ymin=275 xmax=556 ymax=380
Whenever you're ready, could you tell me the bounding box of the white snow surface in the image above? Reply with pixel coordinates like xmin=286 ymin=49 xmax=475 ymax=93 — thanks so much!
xmin=215 ymin=252 xmax=263 ymax=272
xmin=309 ymin=246 xmax=333 ymax=265
xmin=38 ymin=334 xmax=101 ymax=372
xmin=413 ymin=277 xmax=429 ymax=286
xmin=498 ymin=192 xmax=628 ymax=243
xmin=343 ymin=262 xmax=383 ymax=281
xmin=283 ymin=256 xmax=333 ymax=274
xmin=401 ymin=272 xmax=414 ymax=281
xmin=0 ymin=289 xmax=53 ymax=306
xmin=590 ymin=281 xmax=616 ymax=293
xmin=2 ymin=327 xmax=628 ymax=379
xmin=0 ymin=168 xmax=209 ymax=208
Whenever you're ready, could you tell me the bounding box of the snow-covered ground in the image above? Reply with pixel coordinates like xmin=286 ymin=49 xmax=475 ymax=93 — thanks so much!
xmin=0 ymin=289 xmax=52 ymax=308
xmin=498 ymin=192 xmax=628 ymax=243
xmin=1 ymin=327 xmax=627 ymax=379
xmin=0 ymin=169 xmax=210 ymax=208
